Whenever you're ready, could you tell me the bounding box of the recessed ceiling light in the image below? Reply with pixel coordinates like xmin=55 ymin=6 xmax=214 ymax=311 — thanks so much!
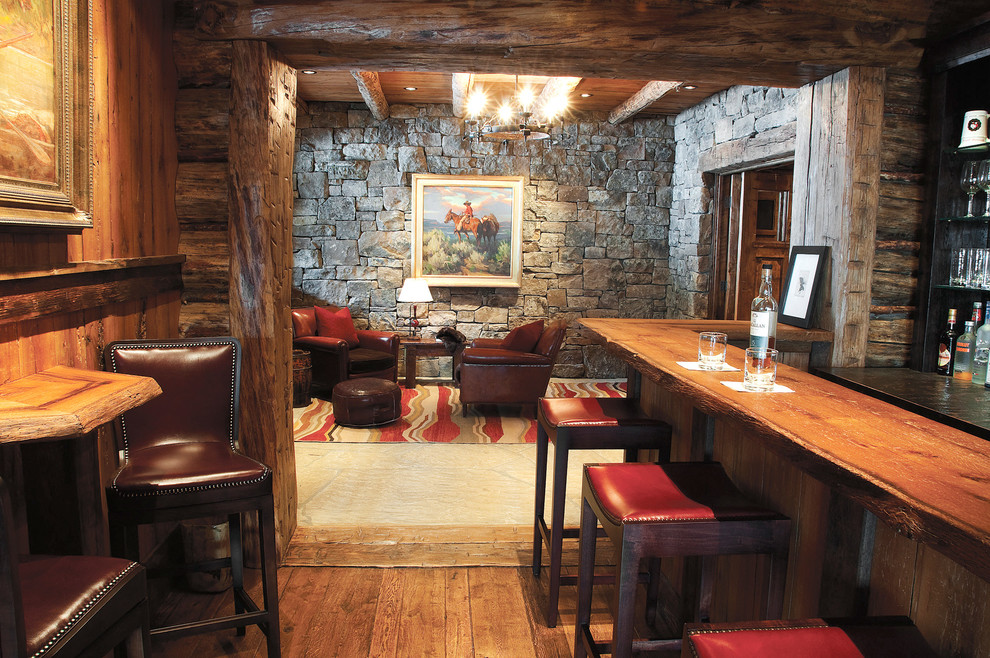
xmin=404 ymin=87 xmax=418 ymax=91
xmin=301 ymin=70 xmax=317 ymax=75
xmin=580 ymin=93 xmax=593 ymax=98
xmin=682 ymin=84 xmax=697 ymax=90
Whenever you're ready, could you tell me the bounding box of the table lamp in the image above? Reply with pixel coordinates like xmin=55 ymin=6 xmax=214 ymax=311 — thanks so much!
xmin=397 ymin=278 xmax=433 ymax=337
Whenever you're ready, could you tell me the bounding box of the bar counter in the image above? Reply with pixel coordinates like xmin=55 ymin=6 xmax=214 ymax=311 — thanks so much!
xmin=580 ymin=318 xmax=990 ymax=656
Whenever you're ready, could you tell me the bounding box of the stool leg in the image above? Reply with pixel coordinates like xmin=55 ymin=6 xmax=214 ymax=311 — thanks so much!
xmin=533 ymin=420 xmax=550 ymax=578
xmin=698 ymin=554 xmax=716 ymax=623
xmin=765 ymin=540 xmax=790 ymax=619
xmin=574 ymin=497 xmax=598 ymax=658
xmin=259 ymin=497 xmax=282 ymax=657
xmin=611 ymin=540 xmax=641 ymax=658
xmin=229 ymin=511 xmax=246 ymax=636
xmin=545 ymin=435 xmax=570 ymax=628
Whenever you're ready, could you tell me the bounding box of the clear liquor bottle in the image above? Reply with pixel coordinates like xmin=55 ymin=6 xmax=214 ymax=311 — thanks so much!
xmin=749 ymin=263 xmax=777 ymax=351
xmin=953 ymin=320 xmax=977 ymax=381
xmin=976 ymin=311 xmax=990 ymax=385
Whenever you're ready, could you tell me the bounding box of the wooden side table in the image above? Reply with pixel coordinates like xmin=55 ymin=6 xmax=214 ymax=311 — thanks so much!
xmin=401 ymin=338 xmax=454 ymax=388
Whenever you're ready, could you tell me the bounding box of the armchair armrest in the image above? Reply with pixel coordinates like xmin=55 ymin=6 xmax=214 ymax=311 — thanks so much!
xmin=470 ymin=337 xmax=504 ymax=349
xmin=294 ymin=335 xmax=349 ymax=353
xmin=460 ymin=347 xmax=552 ymax=367
xmin=357 ymin=330 xmax=399 ymax=356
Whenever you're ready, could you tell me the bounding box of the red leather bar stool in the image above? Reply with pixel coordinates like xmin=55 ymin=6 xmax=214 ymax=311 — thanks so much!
xmin=534 ymin=397 xmax=672 ymax=627
xmin=682 ymin=617 xmax=937 ymax=657
xmin=575 ymin=462 xmax=791 ymax=658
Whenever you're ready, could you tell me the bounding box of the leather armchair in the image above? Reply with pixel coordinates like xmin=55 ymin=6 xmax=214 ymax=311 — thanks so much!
xmin=457 ymin=319 xmax=568 ymax=415
xmin=292 ymin=306 xmax=400 ymax=395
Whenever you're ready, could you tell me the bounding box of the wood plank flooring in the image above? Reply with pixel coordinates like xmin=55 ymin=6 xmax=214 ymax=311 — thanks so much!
xmin=151 ymin=562 xmax=679 ymax=657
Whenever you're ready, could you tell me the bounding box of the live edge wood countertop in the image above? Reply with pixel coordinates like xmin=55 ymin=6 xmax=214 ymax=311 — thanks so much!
xmin=579 ymin=318 xmax=990 ymax=584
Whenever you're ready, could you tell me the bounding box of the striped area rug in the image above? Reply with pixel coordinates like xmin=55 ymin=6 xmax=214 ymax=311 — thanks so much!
xmin=292 ymin=379 xmax=625 ymax=444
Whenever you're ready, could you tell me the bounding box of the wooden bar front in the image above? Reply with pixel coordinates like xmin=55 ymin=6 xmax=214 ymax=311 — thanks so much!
xmin=580 ymin=319 xmax=990 ymax=657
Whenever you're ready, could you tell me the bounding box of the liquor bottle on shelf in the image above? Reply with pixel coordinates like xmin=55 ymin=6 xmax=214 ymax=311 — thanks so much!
xmin=975 ymin=311 xmax=990 ymax=385
xmin=953 ymin=320 xmax=977 ymax=381
xmin=973 ymin=301 xmax=984 ymax=325
xmin=936 ymin=308 xmax=959 ymax=376
xmin=749 ymin=263 xmax=777 ymax=351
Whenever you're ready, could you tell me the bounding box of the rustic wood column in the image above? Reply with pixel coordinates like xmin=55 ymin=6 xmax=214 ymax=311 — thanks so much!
xmin=228 ymin=40 xmax=297 ymax=559
xmin=792 ymin=66 xmax=885 ymax=367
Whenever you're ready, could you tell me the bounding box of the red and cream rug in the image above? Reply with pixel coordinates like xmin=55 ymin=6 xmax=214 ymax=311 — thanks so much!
xmin=292 ymin=379 xmax=625 ymax=444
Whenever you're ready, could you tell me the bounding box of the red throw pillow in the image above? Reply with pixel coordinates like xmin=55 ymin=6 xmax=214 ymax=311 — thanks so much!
xmin=315 ymin=306 xmax=359 ymax=348
xmin=501 ymin=320 xmax=544 ymax=353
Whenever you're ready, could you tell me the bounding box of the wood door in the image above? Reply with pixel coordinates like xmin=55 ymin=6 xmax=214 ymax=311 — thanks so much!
xmin=712 ymin=168 xmax=793 ymax=319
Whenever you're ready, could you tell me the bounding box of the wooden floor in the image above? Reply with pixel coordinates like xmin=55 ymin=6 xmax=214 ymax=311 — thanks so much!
xmin=151 ymin=563 xmax=680 ymax=657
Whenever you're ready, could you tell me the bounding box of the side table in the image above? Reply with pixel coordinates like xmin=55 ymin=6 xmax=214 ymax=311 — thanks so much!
xmin=401 ymin=337 xmax=455 ymax=388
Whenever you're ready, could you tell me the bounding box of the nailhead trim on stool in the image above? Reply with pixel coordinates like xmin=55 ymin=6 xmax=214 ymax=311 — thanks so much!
xmin=533 ymin=397 xmax=672 ymax=628
xmin=682 ymin=617 xmax=937 ymax=658
xmin=574 ymin=462 xmax=792 ymax=658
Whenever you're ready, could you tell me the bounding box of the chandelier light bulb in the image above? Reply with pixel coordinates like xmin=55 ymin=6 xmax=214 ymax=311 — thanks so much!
xmin=466 ymin=90 xmax=487 ymax=117
xmin=497 ymin=102 xmax=515 ymax=123
xmin=517 ymin=86 xmax=535 ymax=111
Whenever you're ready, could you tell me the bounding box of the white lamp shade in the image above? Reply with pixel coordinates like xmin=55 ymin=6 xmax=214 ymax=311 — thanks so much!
xmin=397 ymin=278 xmax=433 ymax=303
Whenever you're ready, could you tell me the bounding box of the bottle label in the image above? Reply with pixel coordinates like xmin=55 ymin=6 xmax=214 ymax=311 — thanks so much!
xmin=750 ymin=310 xmax=774 ymax=350
xmin=938 ymin=344 xmax=951 ymax=368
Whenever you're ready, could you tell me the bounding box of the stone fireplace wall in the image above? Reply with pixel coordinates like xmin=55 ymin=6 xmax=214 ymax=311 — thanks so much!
xmin=292 ymin=102 xmax=675 ymax=378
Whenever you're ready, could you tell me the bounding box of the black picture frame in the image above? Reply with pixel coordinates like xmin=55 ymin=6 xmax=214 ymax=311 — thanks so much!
xmin=779 ymin=246 xmax=829 ymax=328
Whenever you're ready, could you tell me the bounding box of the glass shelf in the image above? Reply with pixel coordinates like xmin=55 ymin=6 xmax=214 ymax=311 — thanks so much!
xmin=947 ymin=143 xmax=990 ymax=157
xmin=936 ymin=284 xmax=990 ymax=292
xmin=937 ymin=215 xmax=990 ymax=222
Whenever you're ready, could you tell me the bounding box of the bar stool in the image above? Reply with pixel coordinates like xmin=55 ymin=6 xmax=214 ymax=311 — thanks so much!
xmin=682 ymin=617 xmax=937 ymax=657
xmin=575 ymin=462 xmax=791 ymax=658
xmin=533 ymin=397 xmax=672 ymax=627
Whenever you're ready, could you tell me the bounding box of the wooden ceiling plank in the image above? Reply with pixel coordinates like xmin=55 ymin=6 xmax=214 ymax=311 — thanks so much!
xmin=451 ymin=72 xmax=472 ymax=118
xmin=350 ymin=70 xmax=390 ymax=120
xmin=608 ymin=80 xmax=682 ymax=124
xmin=530 ymin=76 xmax=581 ymax=125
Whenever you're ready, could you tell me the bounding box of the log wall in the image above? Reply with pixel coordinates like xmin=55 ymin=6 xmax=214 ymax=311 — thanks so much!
xmin=0 ymin=0 xmax=181 ymax=554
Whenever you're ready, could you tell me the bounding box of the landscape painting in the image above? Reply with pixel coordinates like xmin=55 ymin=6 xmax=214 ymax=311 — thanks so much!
xmin=412 ymin=174 xmax=523 ymax=288
xmin=0 ymin=0 xmax=91 ymax=230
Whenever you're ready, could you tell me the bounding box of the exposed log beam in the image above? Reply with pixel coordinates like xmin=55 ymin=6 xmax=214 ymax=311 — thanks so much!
xmin=350 ymin=70 xmax=389 ymax=120
xmin=451 ymin=72 xmax=472 ymax=118
xmin=197 ymin=0 xmax=929 ymax=88
xmin=531 ymin=76 xmax=581 ymax=125
xmin=608 ymin=80 xmax=681 ymax=124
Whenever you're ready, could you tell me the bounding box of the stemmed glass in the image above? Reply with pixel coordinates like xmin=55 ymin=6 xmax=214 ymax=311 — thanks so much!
xmin=962 ymin=161 xmax=981 ymax=217
xmin=978 ymin=160 xmax=990 ymax=217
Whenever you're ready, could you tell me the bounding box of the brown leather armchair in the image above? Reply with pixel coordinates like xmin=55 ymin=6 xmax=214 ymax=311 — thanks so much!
xmin=457 ymin=319 xmax=568 ymax=415
xmin=292 ymin=306 xmax=400 ymax=396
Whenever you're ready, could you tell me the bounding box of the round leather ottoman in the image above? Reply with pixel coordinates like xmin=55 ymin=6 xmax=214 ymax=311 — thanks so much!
xmin=331 ymin=378 xmax=402 ymax=427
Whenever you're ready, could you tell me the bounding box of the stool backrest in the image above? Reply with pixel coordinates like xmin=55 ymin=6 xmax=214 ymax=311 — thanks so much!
xmin=104 ymin=338 xmax=241 ymax=455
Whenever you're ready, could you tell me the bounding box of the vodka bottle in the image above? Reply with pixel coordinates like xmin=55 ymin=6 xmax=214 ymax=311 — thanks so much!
xmin=935 ymin=308 xmax=959 ymax=376
xmin=749 ymin=264 xmax=777 ymax=351
xmin=953 ymin=320 xmax=977 ymax=381
xmin=975 ymin=313 xmax=990 ymax=385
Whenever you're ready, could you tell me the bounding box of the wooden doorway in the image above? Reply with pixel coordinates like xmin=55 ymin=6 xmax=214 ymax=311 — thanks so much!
xmin=711 ymin=166 xmax=793 ymax=320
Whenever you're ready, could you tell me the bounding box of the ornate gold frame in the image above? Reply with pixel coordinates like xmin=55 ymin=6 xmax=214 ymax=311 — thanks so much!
xmin=0 ymin=0 xmax=92 ymax=231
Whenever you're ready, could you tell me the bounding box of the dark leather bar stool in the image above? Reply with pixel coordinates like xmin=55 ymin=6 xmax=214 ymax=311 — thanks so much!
xmin=682 ymin=617 xmax=937 ymax=657
xmin=575 ymin=462 xmax=791 ymax=658
xmin=0 ymin=477 xmax=151 ymax=657
xmin=104 ymin=337 xmax=280 ymax=656
xmin=533 ymin=397 xmax=672 ymax=627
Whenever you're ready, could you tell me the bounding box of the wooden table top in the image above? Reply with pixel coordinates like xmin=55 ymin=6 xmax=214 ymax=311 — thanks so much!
xmin=0 ymin=366 xmax=162 ymax=443
xmin=580 ymin=318 xmax=990 ymax=583
xmin=815 ymin=367 xmax=990 ymax=441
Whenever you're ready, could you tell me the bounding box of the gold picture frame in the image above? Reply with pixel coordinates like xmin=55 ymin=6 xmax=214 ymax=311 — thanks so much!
xmin=412 ymin=174 xmax=524 ymax=288
xmin=0 ymin=0 xmax=92 ymax=231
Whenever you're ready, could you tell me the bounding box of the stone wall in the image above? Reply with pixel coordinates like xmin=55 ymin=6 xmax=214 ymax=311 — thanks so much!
xmin=671 ymin=86 xmax=800 ymax=317
xmin=292 ymin=103 xmax=676 ymax=378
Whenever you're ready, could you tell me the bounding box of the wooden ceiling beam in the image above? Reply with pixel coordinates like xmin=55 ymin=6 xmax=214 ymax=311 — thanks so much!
xmin=608 ymin=80 xmax=681 ymax=124
xmin=350 ymin=70 xmax=389 ymax=120
xmin=531 ymin=76 xmax=582 ymax=125
xmin=451 ymin=73 xmax=472 ymax=118
xmin=197 ymin=0 xmax=930 ymax=88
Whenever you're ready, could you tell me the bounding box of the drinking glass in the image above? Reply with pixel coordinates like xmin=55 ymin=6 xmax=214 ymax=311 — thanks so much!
xmin=978 ymin=160 xmax=990 ymax=217
xmin=961 ymin=161 xmax=981 ymax=217
xmin=971 ymin=248 xmax=990 ymax=289
xmin=951 ymin=248 xmax=968 ymax=286
xmin=698 ymin=332 xmax=728 ymax=370
xmin=743 ymin=348 xmax=778 ymax=392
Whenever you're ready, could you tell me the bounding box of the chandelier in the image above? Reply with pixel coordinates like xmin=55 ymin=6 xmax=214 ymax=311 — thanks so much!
xmin=463 ymin=76 xmax=569 ymax=142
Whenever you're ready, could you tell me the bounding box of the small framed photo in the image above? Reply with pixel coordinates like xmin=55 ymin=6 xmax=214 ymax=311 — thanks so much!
xmin=779 ymin=246 xmax=829 ymax=328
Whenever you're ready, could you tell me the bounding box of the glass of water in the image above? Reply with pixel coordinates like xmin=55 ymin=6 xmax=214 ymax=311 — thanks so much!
xmin=698 ymin=332 xmax=728 ymax=370
xmin=743 ymin=348 xmax=778 ymax=392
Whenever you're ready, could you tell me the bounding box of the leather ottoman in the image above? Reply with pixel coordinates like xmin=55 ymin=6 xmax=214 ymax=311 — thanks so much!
xmin=331 ymin=378 xmax=402 ymax=427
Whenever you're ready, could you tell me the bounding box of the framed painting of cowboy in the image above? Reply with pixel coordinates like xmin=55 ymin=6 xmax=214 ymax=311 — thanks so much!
xmin=412 ymin=174 xmax=523 ymax=288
